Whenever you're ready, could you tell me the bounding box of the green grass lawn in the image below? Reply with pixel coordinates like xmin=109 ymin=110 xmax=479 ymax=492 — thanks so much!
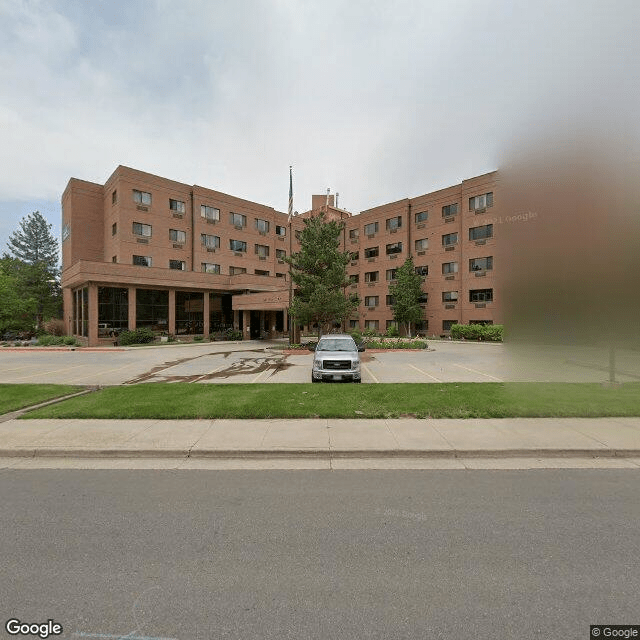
xmin=20 ymin=382 xmax=640 ymax=419
xmin=0 ymin=384 xmax=84 ymax=414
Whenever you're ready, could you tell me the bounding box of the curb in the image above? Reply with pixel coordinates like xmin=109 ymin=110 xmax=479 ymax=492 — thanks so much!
xmin=2 ymin=448 xmax=640 ymax=460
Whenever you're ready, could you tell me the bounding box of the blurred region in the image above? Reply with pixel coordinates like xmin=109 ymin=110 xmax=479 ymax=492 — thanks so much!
xmin=496 ymin=126 xmax=640 ymax=382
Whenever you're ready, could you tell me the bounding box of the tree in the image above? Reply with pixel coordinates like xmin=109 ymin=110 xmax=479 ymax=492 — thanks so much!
xmin=0 ymin=256 xmax=61 ymax=332
xmin=285 ymin=213 xmax=359 ymax=339
xmin=7 ymin=210 xmax=59 ymax=273
xmin=389 ymin=256 xmax=424 ymax=337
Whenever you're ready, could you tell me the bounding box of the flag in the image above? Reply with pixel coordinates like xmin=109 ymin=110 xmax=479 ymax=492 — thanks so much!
xmin=288 ymin=165 xmax=293 ymax=223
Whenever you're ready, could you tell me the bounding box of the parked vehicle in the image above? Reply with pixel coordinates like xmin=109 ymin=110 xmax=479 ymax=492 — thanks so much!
xmin=309 ymin=334 xmax=365 ymax=383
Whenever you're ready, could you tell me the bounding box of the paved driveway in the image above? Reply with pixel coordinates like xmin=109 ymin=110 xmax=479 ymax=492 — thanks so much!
xmin=1 ymin=340 xmax=638 ymax=385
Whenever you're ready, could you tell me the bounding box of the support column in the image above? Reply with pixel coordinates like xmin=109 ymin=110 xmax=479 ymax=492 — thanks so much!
xmin=233 ymin=309 xmax=240 ymax=331
xmin=128 ymin=287 xmax=136 ymax=331
xmin=243 ymin=310 xmax=250 ymax=340
xmin=168 ymin=289 xmax=176 ymax=336
xmin=203 ymin=292 xmax=210 ymax=337
xmin=88 ymin=283 xmax=99 ymax=347
xmin=63 ymin=288 xmax=73 ymax=336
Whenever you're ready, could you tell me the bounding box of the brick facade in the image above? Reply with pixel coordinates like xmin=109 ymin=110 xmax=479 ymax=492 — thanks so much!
xmin=61 ymin=165 xmax=500 ymax=345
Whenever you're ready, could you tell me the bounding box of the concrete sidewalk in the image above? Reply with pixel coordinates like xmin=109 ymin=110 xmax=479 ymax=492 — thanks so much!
xmin=1 ymin=417 xmax=640 ymax=470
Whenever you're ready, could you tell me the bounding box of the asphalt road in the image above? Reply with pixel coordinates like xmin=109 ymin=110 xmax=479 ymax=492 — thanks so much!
xmin=2 ymin=470 xmax=639 ymax=639
xmin=2 ymin=340 xmax=638 ymax=385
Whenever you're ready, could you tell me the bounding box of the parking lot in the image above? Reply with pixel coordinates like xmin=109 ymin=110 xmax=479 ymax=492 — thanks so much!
xmin=1 ymin=340 xmax=638 ymax=386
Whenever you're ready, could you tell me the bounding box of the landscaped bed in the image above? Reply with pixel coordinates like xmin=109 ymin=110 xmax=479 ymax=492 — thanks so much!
xmin=20 ymin=382 xmax=640 ymax=420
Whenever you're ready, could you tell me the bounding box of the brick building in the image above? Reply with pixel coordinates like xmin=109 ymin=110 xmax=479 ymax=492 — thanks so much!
xmin=61 ymin=166 xmax=500 ymax=346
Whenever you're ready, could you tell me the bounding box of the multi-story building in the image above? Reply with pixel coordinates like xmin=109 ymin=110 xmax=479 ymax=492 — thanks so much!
xmin=61 ymin=165 xmax=500 ymax=346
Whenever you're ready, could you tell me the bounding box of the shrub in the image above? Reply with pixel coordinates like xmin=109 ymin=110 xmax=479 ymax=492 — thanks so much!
xmin=37 ymin=334 xmax=77 ymax=346
xmin=193 ymin=336 xmax=204 ymax=342
xmin=43 ymin=319 xmax=66 ymax=336
xmin=366 ymin=339 xmax=427 ymax=349
xmin=63 ymin=336 xmax=78 ymax=345
xmin=224 ymin=328 xmax=243 ymax=341
xmin=348 ymin=329 xmax=362 ymax=344
xmin=450 ymin=324 xmax=503 ymax=342
xmin=118 ymin=327 xmax=156 ymax=345
xmin=385 ymin=325 xmax=400 ymax=338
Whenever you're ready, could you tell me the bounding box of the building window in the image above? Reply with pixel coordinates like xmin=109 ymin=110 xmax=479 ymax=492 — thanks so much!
xmin=169 ymin=229 xmax=186 ymax=244
xmin=469 ymin=224 xmax=493 ymax=240
xmin=132 ymin=222 xmax=152 ymax=237
xmin=415 ymin=238 xmax=428 ymax=252
xmin=295 ymin=230 xmax=301 ymax=240
xmin=442 ymin=203 xmax=459 ymax=217
xmin=415 ymin=265 xmax=428 ymax=277
xmin=469 ymin=256 xmax=493 ymax=271
xmin=201 ymin=234 xmax=220 ymax=249
xmin=255 ymin=269 xmax=270 ymax=276
xmin=202 ymin=263 xmax=221 ymax=274
xmin=364 ymin=296 xmax=379 ymax=307
xmin=364 ymin=271 xmax=379 ymax=283
xmin=111 ymin=222 xmax=117 ymax=236
xmin=469 ymin=192 xmax=494 ymax=211
xmin=112 ymin=190 xmax=117 ymax=205
xmin=442 ymin=291 xmax=458 ymax=302
xmin=386 ymin=269 xmax=397 ymax=281
xmin=470 ymin=288 xmax=493 ymax=302
xmin=276 ymin=225 xmax=286 ymax=237
xmin=229 ymin=266 xmax=247 ymax=275
xmin=112 ymin=256 xmax=117 ymax=263
xmin=364 ymin=222 xmax=379 ymax=236
xmin=276 ymin=272 xmax=286 ymax=279
xmin=133 ymin=190 xmax=152 ymax=205
xmin=349 ymin=319 xmax=359 ymax=329
xmin=255 ymin=244 xmax=269 ymax=258
xmin=442 ymin=232 xmax=458 ymax=246
xmin=415 ymin=211 xmax=428 ymax=223
xmin=230 ymin=239 xmax=247 ymax=252
xmin=386 ymin=216 xmax=402 ymax=231
xmin=133 ymin=255 xmax=152 ymax=267
xmin=349 ymin=274 xmax=359 ymax=284
xmin=276 ymin=249 xmax=286 ymax=260
xmin=386 ymin=295 xmax=396 ymax=306
xmin=443 ymin=320 xmax=457 ymax=331
xmin=230 ymin=212 xmax=246 ymax=227
xmin=169 ymin=260 xmax=186 ymax=270
xmin=418 ymin=293 xmax=428 ymax=304
xmin=170 ymin=199 xmax=186 ymax=213
xmin=349 ymin=229 xmax=359 ymax=240
xmin=255 ymin=219 xmax=270 ymax=233
xmin=442 ymin=262 xmax=458 ymax=274
xmin=364 ymin=246 xmax=379 ymax=258
xmin=386 ymin=242 xmax=402 ymax=255
xmin=201 ymin=205 xmax=220 ymax=221
xmin=364 ymin=320 xmax=379 ymax=331
xmin=351 ymin=251 xmax=359 ymax=261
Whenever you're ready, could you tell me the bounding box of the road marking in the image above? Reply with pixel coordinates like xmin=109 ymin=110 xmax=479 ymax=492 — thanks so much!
xmin=408 ymin=364 xmax=443 ymax=382
xmin=68 ymin=361 xmax=141 ymax=383
xmin=190 ymin=365 xmax=224 ymax=383
xmin=362 ymin=363 xmax=379 ymax=383
xmin=252 ymin=367 xmax=271 ymax=383
xmin=451 ymin=363 xmax=503 ymax=381
xmin=12 ymin=364 xmax=87 ymax=381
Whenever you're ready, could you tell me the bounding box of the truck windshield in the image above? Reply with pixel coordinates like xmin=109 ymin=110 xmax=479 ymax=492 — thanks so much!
xmin=317 ymin=339 xmax=355 ymax=352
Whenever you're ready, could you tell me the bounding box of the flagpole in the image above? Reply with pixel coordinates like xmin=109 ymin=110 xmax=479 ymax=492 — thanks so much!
xmin=288 ymin=166 xmax=294 ymax=346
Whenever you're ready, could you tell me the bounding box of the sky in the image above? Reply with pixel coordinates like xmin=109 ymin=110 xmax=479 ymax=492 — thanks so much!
xmin=1 ymin=0 xmax=639 ymax=257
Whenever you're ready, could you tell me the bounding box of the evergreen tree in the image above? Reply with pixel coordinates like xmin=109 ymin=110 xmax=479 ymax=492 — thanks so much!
xmin=0 ymin=256 xmax=62 ymax=332
xmin=285 ymin=213 xmax=359 ymax=338
xmin=389 ymin=256 xmax=424 ymax=337
xmin=7 ymin=210 xmax=59 ymax=272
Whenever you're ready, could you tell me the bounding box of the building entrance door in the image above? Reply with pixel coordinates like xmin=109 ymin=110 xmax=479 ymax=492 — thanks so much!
xmin=250 ymin=311 xmax=261 ymax=339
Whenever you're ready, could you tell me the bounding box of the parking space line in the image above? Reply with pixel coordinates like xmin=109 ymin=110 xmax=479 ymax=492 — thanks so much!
xmin=362 ymin=363 xmax=379 ymax=383
xmin=12 ymin=364 xmax=87 ymax=381
xmin=451 ymin=363 xmax=503 ymax=381
xmin=252 ymin=368 xmax=271 ymax=383
xmin=191 ymin=366 xmax=224 ymax=383
xmin=409 ymin=364 xmax=443 ymax=382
